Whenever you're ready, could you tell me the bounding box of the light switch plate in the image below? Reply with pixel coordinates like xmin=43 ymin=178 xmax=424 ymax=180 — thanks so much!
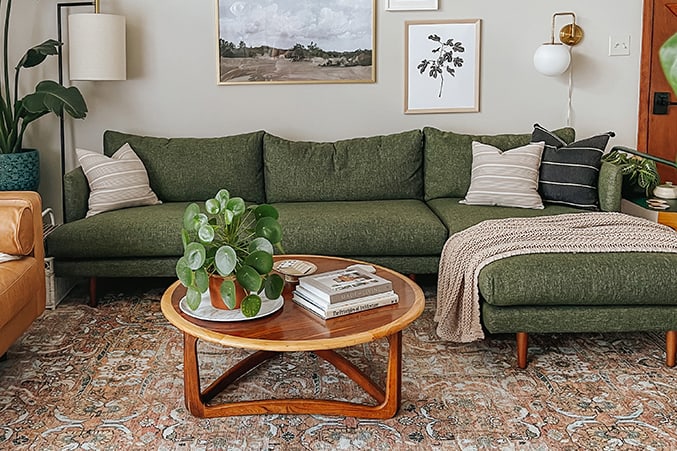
xmin=609 ymin=35 xmax=631 ymax=56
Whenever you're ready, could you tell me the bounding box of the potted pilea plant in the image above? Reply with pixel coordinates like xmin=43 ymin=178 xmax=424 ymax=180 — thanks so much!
xmin=0 ymin=0 xmax=88 ymax=190
xmin=175 ymin=189 xmax=285 ymax=318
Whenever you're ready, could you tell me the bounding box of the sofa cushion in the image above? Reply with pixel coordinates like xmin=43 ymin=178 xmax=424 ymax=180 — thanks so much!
xmin=461 ymin=141 xmax=545 ymax=209
xmin=0 ymin=199 xmax=33 ymax=255
xmin=263 ymin=130 xmax=423 ymax=203
xmin=532 ymin=124 xmax=615 ymax=210
xmin=77 ymin=144 xmax=161 ymax=217
xmin=423 ymin=126 xmax=575 ymax=200
xmin=479 ymin=252 xmax=677 ymax=306
xmin=427 ymin=197 xmax=581 ymax=235
xmin=103 ymin=130 xmax=265 ymax=203
xmin=272 ymin=200 xmax=447 ymax=256
xmin=47 ymin=203 xmax=188 ymax=259
xmin=0 ymin=258 xmax=41 ymax=329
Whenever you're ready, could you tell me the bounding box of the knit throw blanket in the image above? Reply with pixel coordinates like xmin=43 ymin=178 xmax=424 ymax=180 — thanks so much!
xmin=435 ymin=212 xmax=677 ymax=342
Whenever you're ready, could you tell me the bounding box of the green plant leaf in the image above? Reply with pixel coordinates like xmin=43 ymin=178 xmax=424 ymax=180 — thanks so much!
xmin=659 ymin=32 xmax=677 ymax=96
xmin=185 ymin=287 xmax=202 ymax=310
xmin=253 ymin=204 xmax=279 ymax=220
xmin=227 ymin=197 xmax=246 ymax=217
xmin=175 ymin=257 xmax=194 ymax=287
xmin=263 ymin=273 xmax=284 ymax=299
xmin=248 ymin=237 xmax=274 ymax=254
xmin=194 ymin=268 xmax=209 ymax=293
xmin=215 ymin=189 xmax=230 ymax=209
xmin=17 ymin=39 xmax=60 ymax=69
xmin=21 ymin=80 xmax=87 ymax=119
xmin=240 ymin=294 xmax=262 ymax=317
xmin=183 ymin=203 xmax=200 ymax=230
xmin=184 ymin=242 xmax=206 ymax=270
xmin=205 ymin=198 xmax=221 ymax=215
xmin=256 ymin=216 xmax=282 ymax=244
xmin=198 ymin=224 xmax=215 ymax=243
xmin=237 ymin=265 xmax=263 ymax=292
xmin=220 ymin=279 xmax=237 ymax=309
xmin=214 ymin=245 xmax=237 ymax=276
xmin=245 ymin=250 xmax=274 ymax=274
xmin=223 ymin=209 xmax=234 ymax=225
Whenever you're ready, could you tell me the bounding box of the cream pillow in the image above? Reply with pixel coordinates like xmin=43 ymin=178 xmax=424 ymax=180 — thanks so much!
xmin=461 ymin=141 xmax=545 ymax=209
xmin=77 ymin=143 xmax=161 ymax=217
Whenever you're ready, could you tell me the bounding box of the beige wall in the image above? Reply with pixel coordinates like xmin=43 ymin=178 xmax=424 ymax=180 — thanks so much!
xmin=11 ymin=0 xmax=642 ymax=220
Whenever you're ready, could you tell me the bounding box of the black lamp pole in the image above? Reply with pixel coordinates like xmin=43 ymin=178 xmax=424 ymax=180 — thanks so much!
xmin=56 ymin=1 xmax=94 ymax=221
xmin=611 ymin=146 xmax=677 ymax=170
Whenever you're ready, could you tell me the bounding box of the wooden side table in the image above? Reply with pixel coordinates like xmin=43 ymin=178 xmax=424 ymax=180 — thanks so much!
xmin=621 ymin=197 xmax=677 ymax=230
xmin=161 ymin=255 xmax=425 ymax=419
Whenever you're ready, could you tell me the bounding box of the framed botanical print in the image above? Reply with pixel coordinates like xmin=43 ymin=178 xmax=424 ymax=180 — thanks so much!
xmin=405 ymin=19 xmax=481 ymax=113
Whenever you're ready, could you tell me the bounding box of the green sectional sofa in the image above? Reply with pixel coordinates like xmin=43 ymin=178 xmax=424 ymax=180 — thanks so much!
xmin=46 ymin=127 xmax=677 ymax=367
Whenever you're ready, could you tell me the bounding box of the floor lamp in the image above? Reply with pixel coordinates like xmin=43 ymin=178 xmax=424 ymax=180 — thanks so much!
xmin=56 ymin=0 xmax=126 ymax=220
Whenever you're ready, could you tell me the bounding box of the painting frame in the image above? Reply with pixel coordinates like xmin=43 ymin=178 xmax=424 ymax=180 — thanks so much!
xmin=405 ymin=19 xmax=481 ymax=114
xmin=386 ymin=0 xmax=438 ymax=11
xmin=215 ymin=0 xmax=376 ymax=85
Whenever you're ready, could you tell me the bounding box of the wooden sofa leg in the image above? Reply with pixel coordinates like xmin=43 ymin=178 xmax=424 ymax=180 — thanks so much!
xmin=89 ymin=277 xmax=97 ymax=308
xmin=667 ymin=331 xmax=676 ymax=367
xmin=516 ymin=332 xmax=528 ymax=369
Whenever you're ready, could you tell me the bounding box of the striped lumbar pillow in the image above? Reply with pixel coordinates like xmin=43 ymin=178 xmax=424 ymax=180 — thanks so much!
xmin=461 ymin=141 xmax=545 ymax=209
xmin=77 ymin=143 xmax=161 ymax=217
xmin=532 ymin=124 xmax=615 ymax=210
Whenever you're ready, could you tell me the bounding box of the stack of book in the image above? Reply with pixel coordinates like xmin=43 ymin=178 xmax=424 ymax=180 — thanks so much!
xmin=292 ymin=267 xmax=398 ymax=319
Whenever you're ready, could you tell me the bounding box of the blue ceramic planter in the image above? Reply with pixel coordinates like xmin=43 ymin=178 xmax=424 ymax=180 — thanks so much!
xmin=0 ymin=149 xmax=40 ymax=191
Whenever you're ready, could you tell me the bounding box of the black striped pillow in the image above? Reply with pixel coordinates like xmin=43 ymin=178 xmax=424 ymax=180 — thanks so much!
xmin=532 ymin=124 xmax=614 ymax=210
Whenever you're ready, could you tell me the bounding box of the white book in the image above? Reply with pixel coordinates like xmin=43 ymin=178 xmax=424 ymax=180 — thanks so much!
xmin=295 ymin=285 xmax=396 ymax=309
xmin=298 ymin=267 xmax=392 ymax=304
xmin=292 ymin=290 xmax=399 ymax=319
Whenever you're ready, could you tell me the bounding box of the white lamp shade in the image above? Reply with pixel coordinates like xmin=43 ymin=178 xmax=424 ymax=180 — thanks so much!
xmin=533 ymin=44 xmax=571 ymax=76
xmin=68 ymin=13 xmax=126 ymax=81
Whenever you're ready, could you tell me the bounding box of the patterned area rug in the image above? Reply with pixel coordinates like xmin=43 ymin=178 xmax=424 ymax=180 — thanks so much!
xmin=1 ymin=279 xmax=676 ymax=450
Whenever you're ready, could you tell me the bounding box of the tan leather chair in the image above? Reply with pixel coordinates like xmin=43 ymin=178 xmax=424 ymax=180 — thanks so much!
xmin=0 ymin=191 xmax=45 ymax=358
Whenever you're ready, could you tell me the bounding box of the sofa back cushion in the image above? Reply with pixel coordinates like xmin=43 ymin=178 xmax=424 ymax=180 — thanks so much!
xmin=103 ymin=130 xmax=266 ymax=203
xmin=263 ymin=130 xmax=424 ymax=203
xmin=0 ymin=199 xmax=33 ymax=255
xmin=423 ymin=127 xmax=576 ymax=200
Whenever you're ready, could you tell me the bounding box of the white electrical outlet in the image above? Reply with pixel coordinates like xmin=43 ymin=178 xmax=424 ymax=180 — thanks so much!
xmin=609 ymin=35 xmax=631 ymax=56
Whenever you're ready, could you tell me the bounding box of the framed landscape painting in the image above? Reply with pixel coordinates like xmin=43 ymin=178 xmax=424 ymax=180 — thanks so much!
xmin=216 ymin=0 xmax=376 ymax=84
xmin=405 ymin=19 xmax=481 ymax=113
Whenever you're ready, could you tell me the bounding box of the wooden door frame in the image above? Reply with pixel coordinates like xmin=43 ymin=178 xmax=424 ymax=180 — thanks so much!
xmin=638 ymin=0 xmax=655 ymax=152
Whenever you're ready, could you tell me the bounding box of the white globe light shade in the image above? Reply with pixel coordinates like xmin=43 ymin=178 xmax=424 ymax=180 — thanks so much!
xmin=533 ymin=44 xmax=571 ymax=76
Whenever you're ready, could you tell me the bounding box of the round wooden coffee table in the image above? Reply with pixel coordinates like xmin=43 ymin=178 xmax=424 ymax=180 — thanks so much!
xmin=160 ymin=254 xmax=425 ymax=419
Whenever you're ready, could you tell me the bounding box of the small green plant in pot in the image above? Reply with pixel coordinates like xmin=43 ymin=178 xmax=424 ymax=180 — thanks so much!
xmin=175 ymin=189 xmax=285 ymax=318
xmin=602 ymin=149 xmax=660 ymax=197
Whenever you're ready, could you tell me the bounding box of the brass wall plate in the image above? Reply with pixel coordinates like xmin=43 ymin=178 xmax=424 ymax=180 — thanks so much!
xmin=559 ymin=24 xmax=583 ymax=46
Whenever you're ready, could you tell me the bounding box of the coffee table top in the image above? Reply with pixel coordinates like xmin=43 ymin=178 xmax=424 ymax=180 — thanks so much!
xmin=161 ymin=255 xmax=425 ymax=352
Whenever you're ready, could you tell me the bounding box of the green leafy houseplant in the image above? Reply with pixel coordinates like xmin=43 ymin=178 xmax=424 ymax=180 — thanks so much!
xmin=660 ymin=32 xmax=677 ymax=99
xmin=602 ymin=149 xmax=660 ymax=197
xmin=1 ymin=0 xmax=88 ymax=154
xmin=175 ymin=189 xmax=285 ymax=318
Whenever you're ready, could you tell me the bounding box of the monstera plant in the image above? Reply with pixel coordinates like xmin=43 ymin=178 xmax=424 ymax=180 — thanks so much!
xmin=175 ymin=189 xmax=285 ymax=318
xmin=660 ymin=32 xmax=677 ymax=98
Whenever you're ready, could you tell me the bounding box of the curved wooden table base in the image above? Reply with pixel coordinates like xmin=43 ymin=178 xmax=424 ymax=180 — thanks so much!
xmin=162 ymin=255 xmax=425 ymax=419
xmin=183 ymin=332 xmax=402 ymax=419
xmin=516 ymin=330 xmax=677 ymax=369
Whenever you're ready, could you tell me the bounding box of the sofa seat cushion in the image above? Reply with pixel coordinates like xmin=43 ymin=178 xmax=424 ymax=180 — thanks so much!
xmin=479 ymin=252 xmax=677 ymax=307
xmin=426 ymin=197 xmax=581 ymax=235
xmin=0 ymin=257 xmax=40 ymax=328
xmin=263 ymin=130 xmax=423 ymax=203
xmin=273 ymin=200 xmax=447 ymax=256
xmin=47 ymin=203 xmax=188 ymax=260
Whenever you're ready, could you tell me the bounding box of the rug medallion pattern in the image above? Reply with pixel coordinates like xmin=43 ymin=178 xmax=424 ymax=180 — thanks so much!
xmin=0 ymin=281 xmax=676 ymax=449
